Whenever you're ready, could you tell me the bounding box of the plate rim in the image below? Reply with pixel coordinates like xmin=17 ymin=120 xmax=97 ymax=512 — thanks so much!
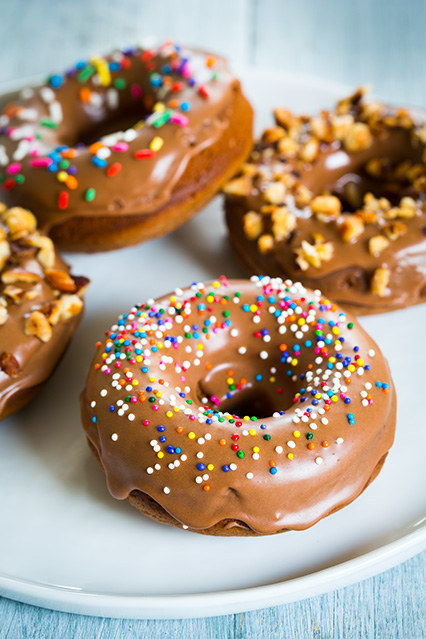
xmin=0 ymin=526 xmax=424 ymax=618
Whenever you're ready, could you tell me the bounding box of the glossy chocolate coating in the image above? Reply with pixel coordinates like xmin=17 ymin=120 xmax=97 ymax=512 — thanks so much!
xmin=81 ymin=278 xmax=395 ymax=535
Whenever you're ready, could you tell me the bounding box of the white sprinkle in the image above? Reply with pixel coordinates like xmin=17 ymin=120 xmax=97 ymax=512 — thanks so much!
xmin=111 ymin=433 xmax=118 ymax=441
xmin=362 ymin=399 xmax=369 ymax=407
xmin=163 ymin=486 xmax=170 ymax=494
xmin=146 ymin=467 xmax=154 ymax=474
xmin=252 ymin=453 xmax=260 ymax=460
xmin=315 ymin=457 xmax=323 ymax=465
xmin=275 ymin=446 xmax=283 ymax=454
xmin=259 ymin=350 xmax=268 ymax=360
xmin=195 ymin=476 xmax=202 ymax=484
xmin=368 ymin=349 xmax=376 ymax=357
xmin=238 ymin=346 xmax=247 ymax=355
xmin=336 ymin=437 xmax=344 ymax=445
xmin=128 ymin=413 xmax=135 ymax=421
xmin=230 ymin=329 xmax=239 ymax=337
xmin=100 ymin=389 xmax=107 ymax=397
xmin=205 ymin=433 xmax=212 ymax=440
xmin=182 ymin=525 xmax=189 ymax=530
xmin=154 ymin=463 xmax=161 ymax=470
xmin=197 ymin=437 xmax=205 ymax=445
xmin=321 ymin=417 xmax=328 ymax=425
xmin=287 ymin=440 xmax=296 ymax=449
xmin=246 ymin=472 xmax=254 ymax=479
xmin=229 ymin=463 xmax=237 ymax=471
xmin=90 ymin=401 xmax=96 ymax=408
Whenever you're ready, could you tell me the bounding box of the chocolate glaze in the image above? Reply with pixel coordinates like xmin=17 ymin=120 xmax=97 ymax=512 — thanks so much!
xmin=81 ymin=277 xmax=396 ymax=535
xmin=0 ymin=43 xmax=253 ymax=249
xmin=0 ymin=226 xmax=86 ymax=421
xmin=225 ymin=95 xmax=426 ymax=314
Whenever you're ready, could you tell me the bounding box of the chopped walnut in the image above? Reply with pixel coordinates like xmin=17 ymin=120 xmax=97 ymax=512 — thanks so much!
xmin=383 ymin=221 xmax=407 ymax=241
xmin=262 ymin=126 xmax=285 ymax=144
xmin=2 ymin=207 xmax=37 ymax=240
xmin=243 ymin=211 xmax=263 ymax=240
xmin=257 ymin=234 xmax=274 ymax=254
xmin=300 ymin=138 xmax=319 ymax=163
xmin=271 ymin=207 xmax=296 ymax=241
xmin=44 ymin=269 xmax=77 ymax=293
xmin=0 ymin=239 xmax=10 ymax=270
xmin=1 ymin=270 xmax=40 ymax=285
xmin=343 ymin=122 xmax=373 ymax=153
xmin=371 ymin=267 xmax=390 ymax=297
xmin=25 ymin=234 xmax=55 ymax=269
xmin=330 ymin=114 xmax=354 ymax=141
xmin=0 ymin=352 xmax=20 ymax=377
xmin=277 ymin=137 xmax=299 ymax=157
xmin=310 ymin=113 xmax=333 ymax=142
xmin=339 ymin=215 xmax=365 ymax=243
xmin=3 ymin=285 xmax=24 ymax=304
xmin=398 ymin=197 xmax=417 ymax=218
xmin=273 ymin=107 xmax=295 ymax=129
xmin=294 ymin=185 xmax=313 ymax=208
xmin=311 ymin=195 xmax=342 ymax=221
xmin=263 ymin=181 xmax=286 ymax=205
xmin=0 ymin=305 xmax=8 ymax=325
xmin=24 ymin=310 xmax=53 ymax=342
xmin=222 ymin=176 xmax=252 ymax=197
xmin=58 ymin=294 xmax=84 ymax=320
xmin=369 ymin=235 xmax=390 ymax=257
xmin=295 ymin=239 xmax=334 ymax=270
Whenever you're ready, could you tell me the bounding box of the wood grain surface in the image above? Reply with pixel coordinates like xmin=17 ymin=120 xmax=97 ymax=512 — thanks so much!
xmin=0 ymin=1 xmax=424 ymax=636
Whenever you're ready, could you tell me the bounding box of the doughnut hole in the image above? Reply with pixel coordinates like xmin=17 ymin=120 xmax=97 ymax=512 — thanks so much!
xmin=305 ymin=128 xmax=423 ymax=210
xmin=196 ymin=345 xmax=314 ymax=420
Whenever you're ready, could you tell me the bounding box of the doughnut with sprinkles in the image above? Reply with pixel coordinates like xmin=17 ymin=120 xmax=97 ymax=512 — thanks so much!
xmin=0 ymin=42 xmax=253 ymax=251
xmin=81 ymin=276 xmax=396 ymax=535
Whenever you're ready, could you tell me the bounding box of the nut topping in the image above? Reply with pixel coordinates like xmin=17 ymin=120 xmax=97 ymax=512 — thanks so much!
xmin=371 ymin=267 xmax=390 ymax=297
xmin=24 ymin=310 xmax=53 ymax=343
xmin=45 ymin=269 xmax=77 ymax=293
xmin=0 ymin=352 xmax=20 ymax=377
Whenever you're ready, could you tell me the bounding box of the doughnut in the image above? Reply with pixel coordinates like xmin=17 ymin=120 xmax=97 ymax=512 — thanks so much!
xmin=0 ymin=202 xmax=88 ymax=421
xmin=81 ymin=276 xmax=396 ymax=535
xmin=224 ymin=88 xmax=426 ymax=314
xmin=0 ymin=42 xmax=253 ymax=252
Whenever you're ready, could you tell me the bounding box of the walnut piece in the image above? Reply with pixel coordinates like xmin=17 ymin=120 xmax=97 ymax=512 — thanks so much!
xmin=295 ymin=239 xmax=334 ymax=270
xmin=24 ymin=310 xmax=52 ymax=343
xmin=25 ymin=234 xmax=55 ymax=269
xmin=339 ymin=215 xmax=365 ymax=243
xmin=371 ymin=267 xmax=390 ymax=297
xmin=384 ymin=221 xmax=407 ymax=241
xmin=257 ymin=234 xmax=274 ymax=254
xmin=271 ymin=206 xmax=297 ymax=241
xmin=311 ymin=195 xmax=342 ymax=221
xmin=45 ymin=269 xmax=77 ymax=293
xmin=1 ymin=270 xmax=41 ymax=285
xmin=2 ymin=207 xmax=37 ymax=240
xmin=243 ymin=211 xmax=263 ymax=240
xmin=0 ymin=352 xmax=20 ymax=378
xmin=0 ymin=305 xmax=8 ymax=325
xmin=263 ymin=181 xmax=286 ymax=205
xmin=369 ymin=235 xmax=390 ymax=257
xmin=343 ymin=122 xmax=373 ymax=153
xmin=59 ymin=294 xmax=84 ymax=320
xmin=223 ymin=177 xmax=252 ymax=197
xmin=0 ymin=240 xmax=10 ymax=271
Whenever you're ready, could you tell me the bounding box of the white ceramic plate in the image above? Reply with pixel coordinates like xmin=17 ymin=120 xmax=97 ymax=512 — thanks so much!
xmin=0 ymin=68 xmax=425 ymax=619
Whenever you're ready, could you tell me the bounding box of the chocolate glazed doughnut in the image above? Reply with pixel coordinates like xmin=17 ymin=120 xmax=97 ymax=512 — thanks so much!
xmin=0 ymin=42 xmax=253 ymax=252
xmin=224 ymin=88 xmax=426 ymax=314
xmin=0 ymin=203 xmax=88 ymax=421
xmin=81 ymin=276 xmax=396 ymax=536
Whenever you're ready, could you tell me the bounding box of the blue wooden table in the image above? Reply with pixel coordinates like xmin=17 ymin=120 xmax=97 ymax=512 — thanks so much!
xmin=0 ymin=552 xmax=425 ymax=638
xmin=0 ymin=1 xmax=425 ymax=636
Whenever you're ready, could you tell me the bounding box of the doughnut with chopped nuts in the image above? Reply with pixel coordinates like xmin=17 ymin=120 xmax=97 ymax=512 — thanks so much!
xmin=224 ymin=88 xmax=426 ymax=314
xmin=0 ymin=202 xmax=88 ymax=420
